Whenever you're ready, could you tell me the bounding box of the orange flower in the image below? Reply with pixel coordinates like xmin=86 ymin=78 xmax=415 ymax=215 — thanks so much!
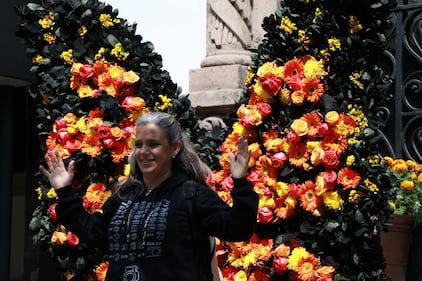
xmin=337 ymin=167 xmax=361 ymax=189
xmin=284 ymin=58 xmax=304 ymax=78
xmin=85 ymin=183 xmax=106 ymax=204
xmin=300 ymin=181 xmax=322 ymax=212
xmin=400 ymin=180 xmax=414 ymax=191
xmin=303 ymin=77 xmax=324 ymax=103
xmin=296 ymin=254 xmax=320 ymax=281
xmin=272 ymin=243 xmax=291 ymax=257
xmin=288 ymin=142 xmax=309 ymax=167
xmin=302 ymin=112 xmax=322 ymax=137
xmin=95 ymin=261 xmax=109 ymax=281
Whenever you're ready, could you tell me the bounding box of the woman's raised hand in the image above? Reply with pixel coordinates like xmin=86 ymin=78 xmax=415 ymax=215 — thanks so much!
xmin=229 ymin=136 xmax=251 ymax=179
xmin=39 ymin=150 xmax=75 ymax=190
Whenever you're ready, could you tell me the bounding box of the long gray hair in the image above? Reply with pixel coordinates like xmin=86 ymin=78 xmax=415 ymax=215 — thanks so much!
xmin=114 ymin=111 xmax=211 ymax=196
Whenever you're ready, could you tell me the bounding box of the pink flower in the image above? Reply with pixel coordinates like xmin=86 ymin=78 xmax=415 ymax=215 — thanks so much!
xmin=240 ymin=115 xmax=252 ymax=129
xmin=273 ymin=257 xmax=288 ymax=275
xmin=256 ymin=102 xmax=272 ymax=117
xmin=286 ymin=131 xmax=301 ymax=143
xmin=323 ymin=170 xmax=337 ymax=189
xmin=258 ymin=207 xmax=273 ymax=223
xmin=222 ymin=176 xmax=234 ymax=192
xmin=271 ymin=152 xmax=287 ymax=169
xmin=97 ymin=125 xmax=112 ymax=140
xmin=54 ymin=118 xmax=67 ymax=129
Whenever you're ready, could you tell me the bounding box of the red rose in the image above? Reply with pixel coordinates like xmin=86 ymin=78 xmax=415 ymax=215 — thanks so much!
xmin=273 ymin=257 xmax=288 ymax=275
xmin=79 ymin=64 xmax=94 ymax=79
xmin=318 ymin=123 xmax=330 ymax=136
xmin=256 ymin=102 xmax=272 ymax=117
xmin=323 ymin=150 xmax=340 ymax=169
xmin=247 ymin=170 xmax=264 ymax=185
xmin=66 ymin=231 xmax=80 ymax=247
xmin=261 ymin=76 xmax=282 ymax=95
xmin=49 ymin=203 xmax=57 ymax=221
xmin=288 ymin=183 xmax=302 ymax=198
xmin=286 ymin=130 xmax=301 ymax=143
xmin=271 ymin=152 xmax=287 ymax=169
xmin=258 ymin=207 xmax=273 ymax=223
xmin=97 ymin=125 xmax=112 ymax=140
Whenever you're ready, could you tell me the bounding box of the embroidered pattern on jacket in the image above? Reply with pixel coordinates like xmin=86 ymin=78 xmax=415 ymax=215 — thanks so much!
xmin=108 ymin=199 xmax=170 ymax=261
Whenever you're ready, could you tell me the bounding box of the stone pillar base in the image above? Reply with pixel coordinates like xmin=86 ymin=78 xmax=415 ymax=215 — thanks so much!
xmin=189 ymin=64 xmax=248 ymax=116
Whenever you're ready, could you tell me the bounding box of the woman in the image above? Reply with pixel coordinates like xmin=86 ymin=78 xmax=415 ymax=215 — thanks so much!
xmin=40 ymin=111 xmax=258 ymax=281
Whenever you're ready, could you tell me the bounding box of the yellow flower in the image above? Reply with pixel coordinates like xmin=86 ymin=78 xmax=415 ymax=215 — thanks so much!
xmin=63 ymin=270 xmax=74 ymax=281
xmin=47 ymin=188 xmax=57 ymax=198
xmin=111 ymin=42 xmax=129 ymax=61
xmin=349 ymin=16 xmax=363 ymax=34
xmin=288 ymin=247 xmax=309 ymax=270
xmin=349 ymin=71 xmax=364 ymax=89
xmin=99 ymin=13 xmax=114 ymax=28
xmin=323 ymin=191 xmax=343 ymax=210
xmin=280 ymin=16 xmax=297 ymax=36
xmin=95 ymin=47 xmax=106 ymax=61
xmin=364 ymin=178 xmax=379 ymax=194
xmin=60 ymin=49 xmax=74 ymax=64
xmin=328 ymin=37 xmax=341 ymax=51
xmin=298 ymin=30 xmax=312 ymax=49
xmin=32 ymin=54 xmax=43 ymax=63
xmin=155 ymin=94 xmax=172 ymax=110
xmin=346 ymin=155 xmax=355 ymax=166
xmin=43 ymin=32 xmax=56 ymax=44
xmin=234 ymin=270 xmax=247 ymax=281
xmin=291 ymin=119 xmax=309 ymax=136
xmin=304 ymin=57 xmax=326 ymax=79
xmin=78 ymin=25 xmax=87 ymax=37
xmin=38 ymin=12 xmax=55 ymax=29
xmin=314 ymin=7 xmax=324 ymax=22
xmin=35 ymin=187 xmax=43 ymax=200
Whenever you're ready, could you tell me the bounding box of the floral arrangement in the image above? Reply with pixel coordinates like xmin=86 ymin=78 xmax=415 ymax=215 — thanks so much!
xmin=383 ymin=157 xmax=422 ymax=225
xmin=208 ymin=0 xmax=396 ymax=280
xmin=15 ymin=0 xmax=202 ymax=279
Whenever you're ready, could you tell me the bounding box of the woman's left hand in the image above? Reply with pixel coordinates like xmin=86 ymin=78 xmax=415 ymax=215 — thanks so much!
xmin=229 ymin=136 xmax=250 ymax=179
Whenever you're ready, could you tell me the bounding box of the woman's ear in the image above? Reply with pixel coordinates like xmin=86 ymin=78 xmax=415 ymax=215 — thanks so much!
xmin=172 ymin=141 xmax=182 ymax=158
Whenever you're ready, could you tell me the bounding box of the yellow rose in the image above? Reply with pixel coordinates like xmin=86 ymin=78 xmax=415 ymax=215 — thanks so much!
xmin=325 ymin=111 xmax=340 ymax=124
xmin=291 ymin=90 xmax=305 ymax=105
xmin=291 ymin=119 xmax=309 ymax=136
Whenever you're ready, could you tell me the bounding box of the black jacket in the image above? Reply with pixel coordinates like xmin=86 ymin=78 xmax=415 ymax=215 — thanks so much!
xmin=55 ymin=171 xmax=258 ymax=281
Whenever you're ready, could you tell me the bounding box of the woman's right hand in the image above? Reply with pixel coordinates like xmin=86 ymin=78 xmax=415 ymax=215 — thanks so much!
xmin=39 ymin=149 xmax=75 ymax=190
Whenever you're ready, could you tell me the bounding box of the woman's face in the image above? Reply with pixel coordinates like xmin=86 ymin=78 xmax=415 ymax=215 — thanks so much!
xmin=134 ymin=123 xmax=180 ymax=188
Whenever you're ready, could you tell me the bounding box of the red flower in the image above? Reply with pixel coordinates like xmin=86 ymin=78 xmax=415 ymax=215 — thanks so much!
xmin=261 ymin=75 xmax=282 ymax=95
xmin=256 ymin=102 xmax=272 ymax=117
xmin=78 ymin=64 xmax=94 ymax=79
xmin=66 ymin=231 xmax=80 ymax=247
xmin=322 ymin=150 xmax=340 ymax=169
xmin=49 ymin=203 xmax=57 ymax=221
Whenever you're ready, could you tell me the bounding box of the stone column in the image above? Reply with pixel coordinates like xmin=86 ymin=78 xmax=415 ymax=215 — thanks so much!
xmin=189 ymin=0 xmax=279 ymax=116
